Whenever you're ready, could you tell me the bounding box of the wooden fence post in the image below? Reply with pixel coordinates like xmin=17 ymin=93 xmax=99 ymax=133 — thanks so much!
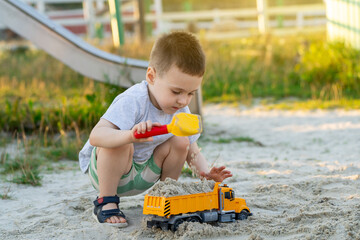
xmin=96 ymin=0 xmax=104 ymax=10
xmin=296 ymin=12 xmax=304 ymax=30
xmin=257 ymin=0 xmax=269 ymax=34
xmin=154 ymin=0 xmax=163 ymax=35
xmin=83 ymin=0 xmax=96 ymax=38
xmin=36 ymin=0 xmax=45 ymax=14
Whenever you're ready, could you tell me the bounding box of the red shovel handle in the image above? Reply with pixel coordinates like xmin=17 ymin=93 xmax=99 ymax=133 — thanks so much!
xmin=134 ymin=125 xmax=169 ymax=139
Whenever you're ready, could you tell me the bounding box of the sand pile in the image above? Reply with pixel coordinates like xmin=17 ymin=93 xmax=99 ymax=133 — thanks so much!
xmin=147 ymin=178 xmax=215 ymax=197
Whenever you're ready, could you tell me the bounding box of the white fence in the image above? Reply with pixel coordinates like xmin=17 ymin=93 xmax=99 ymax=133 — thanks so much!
xmin=0 ymin=0 xmax=327 ymax=41
xmin=325 ymin=0 xmax=360 ymax=49
xmin=148 ymin=2 xmax=326 ymax=39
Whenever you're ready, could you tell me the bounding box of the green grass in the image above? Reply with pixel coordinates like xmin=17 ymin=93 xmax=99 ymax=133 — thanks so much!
xmin=0 ymin=47 xmax=125 ymax=133
xmin=0 ymin=132 xmax=84 ymax=185
xmin=1 ymin=153 xmax=42 ymax=186
xmin=115 ymin=34 xmax=360 ymax=104
xmin=0 ymin=33 xmax=359 ymax=185
xmin=11 ymin=168 xmax=42 ymax=186
xmin=261 ymin=98 xmax=360 ymax=110
xmin=213 ymin=136 xmax=264 ymax=146
xmin=200 ymin=135 xmax=264 ymax=146
xmin=0 ymin=186 xmax=12 ymax=200
xmin=202 ymin=35 xmax=360 ymax=102
xmin=181 ymin=167 xmax=194 ymax=177
xmin=1 ymin=34 xmax=359 ymax=136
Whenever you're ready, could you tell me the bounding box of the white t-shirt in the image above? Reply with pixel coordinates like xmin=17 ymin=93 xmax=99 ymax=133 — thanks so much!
xmin=78 ymin=80 xmax=200 ymax=173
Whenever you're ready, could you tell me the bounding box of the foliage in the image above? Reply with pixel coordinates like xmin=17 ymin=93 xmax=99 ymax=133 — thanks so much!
xmin=1 ymin=34 xmax=359 ymax=135
xmin=0 ymin=48 xmax=125 ymax=133
xmin=262 ymin=98 xmax=360 ymax=110
xmin=0 ymin=33 xmax=359 ymax=185
xmin=1 ymin=150 xmax=42 ymax=186
xmin=295 ymin=41 xmax=360 ymax=100
xmin=0 ymin=132 xmax=83 ymax=185
xmin=202 ymin=35 xmax=360 ymax=102
xmin=181 ymin=167 xmax=193 ymax=177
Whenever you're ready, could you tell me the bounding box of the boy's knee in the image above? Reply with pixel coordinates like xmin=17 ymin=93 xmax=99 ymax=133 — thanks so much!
xmin=97 ymin=144 xmax=134 ymax=160
xmin=114 ymin=144 xmax=134 ymax=157
xmin=171 ymin=136 xmax=190 ymax=152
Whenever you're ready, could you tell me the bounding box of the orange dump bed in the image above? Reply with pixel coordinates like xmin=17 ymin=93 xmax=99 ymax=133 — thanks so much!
xmin=143 ymin=185 xmax=219 ymax=217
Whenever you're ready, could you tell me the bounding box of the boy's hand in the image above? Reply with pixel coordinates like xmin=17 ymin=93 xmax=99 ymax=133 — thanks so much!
xmin=199 ymin=166 xmax=232 ymax=183
xmin=131 ymin=120 xmax=161 ymax=142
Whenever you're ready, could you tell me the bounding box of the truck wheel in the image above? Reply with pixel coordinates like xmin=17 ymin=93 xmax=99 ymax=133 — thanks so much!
xmin=171 ymin=219 xmax=184 ymax=232
xmin=186 ymin=217 xmax=200 ymax=223
xmin=146 ymin=220 xmax=155 ymax=228
xmin=160 ymin=222 xmax=169 ymax=231
xmin=236 ymin=210 xmax=249 ymax=220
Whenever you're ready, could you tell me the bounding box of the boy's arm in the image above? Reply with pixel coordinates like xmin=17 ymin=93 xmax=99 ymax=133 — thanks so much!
xmin=186 ymin=141 xmax=232 ymax=182
xmin=89 ymin=118 xmax=158 ymax=148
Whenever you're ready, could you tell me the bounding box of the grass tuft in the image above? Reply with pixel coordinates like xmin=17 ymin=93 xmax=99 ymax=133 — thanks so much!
xmin=200 ymin=135 xmax=264 ymax=146
xmin=0 ymin=186 xmax=12 ymax=200
xmin=0 ymin=132 xmax=83 ymax=186
xmin=11 ymin=168 xmax=42 ymax=186
xmin=181 ymin=167 xmax=194 ymax=177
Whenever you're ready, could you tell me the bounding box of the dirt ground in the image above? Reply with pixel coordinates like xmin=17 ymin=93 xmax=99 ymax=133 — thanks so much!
xmin=1 ymin=104 xmax=359 ymax=240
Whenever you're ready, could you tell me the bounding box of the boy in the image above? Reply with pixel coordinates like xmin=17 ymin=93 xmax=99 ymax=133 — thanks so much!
xmin=79 ymin=31 xmax=232 ymax=227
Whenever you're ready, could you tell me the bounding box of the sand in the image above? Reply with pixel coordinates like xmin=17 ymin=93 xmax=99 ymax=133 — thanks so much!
xmin=1 ymin=104 xmax=360 ymax=240
xmin=147 ymin=178 xmax=215 ymax=197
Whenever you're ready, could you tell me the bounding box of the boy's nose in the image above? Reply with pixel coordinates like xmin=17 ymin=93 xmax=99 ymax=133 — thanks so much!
xmin=177 ymin=95 xmax=188 ymax=106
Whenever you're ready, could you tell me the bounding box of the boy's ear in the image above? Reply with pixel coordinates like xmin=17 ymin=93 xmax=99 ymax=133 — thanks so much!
xmin=146 ymin=67 xmax=156 ymax=85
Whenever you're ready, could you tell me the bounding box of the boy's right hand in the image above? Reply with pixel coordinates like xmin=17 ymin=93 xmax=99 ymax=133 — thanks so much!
xmin=131 ymin=120 xmax=161 ymax=142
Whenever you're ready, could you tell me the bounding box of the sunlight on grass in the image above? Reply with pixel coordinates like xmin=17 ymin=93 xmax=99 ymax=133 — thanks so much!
xmin=262 ymin=99 xmax=360 ymax=110
xmin=0 ymin=33 xmax=359 ymax=185
xmin=1 ymin=33 xmax=359 ymax=135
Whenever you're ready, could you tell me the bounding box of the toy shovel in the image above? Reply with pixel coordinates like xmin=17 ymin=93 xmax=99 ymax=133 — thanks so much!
xmin=134 ymin=113 xmax=202 ymax=139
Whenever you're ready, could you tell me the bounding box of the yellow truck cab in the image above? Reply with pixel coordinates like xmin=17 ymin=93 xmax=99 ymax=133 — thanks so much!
xmin=219 ymin=184 xmax=251 ymax=220
xmin=143 ymin=182 xmax=252 ymax=231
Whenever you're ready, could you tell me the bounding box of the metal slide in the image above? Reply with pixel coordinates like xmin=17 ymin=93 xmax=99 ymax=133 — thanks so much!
xmin=0 ymin=0 xmax=202 ymax=113
xmin=0 ymin=0 xmax=201 ymax=115
xmin=0 ymin=0 xmax=149 ymax=88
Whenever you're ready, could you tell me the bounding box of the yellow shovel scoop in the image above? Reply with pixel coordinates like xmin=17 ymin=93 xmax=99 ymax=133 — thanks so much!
xmin=134 ymin=113 xmax=202 ymax=139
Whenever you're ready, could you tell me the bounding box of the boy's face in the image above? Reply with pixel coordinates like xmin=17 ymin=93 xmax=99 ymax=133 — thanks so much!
xmin=146 ymin=65 xmax=202 ymax=114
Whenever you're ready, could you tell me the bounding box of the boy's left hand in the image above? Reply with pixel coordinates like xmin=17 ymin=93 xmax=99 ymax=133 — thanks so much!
xmin=200 ymin=166 xmax=232 ymax=182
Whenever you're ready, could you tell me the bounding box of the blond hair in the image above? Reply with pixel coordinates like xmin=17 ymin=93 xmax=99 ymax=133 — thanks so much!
xmin=149 ymin=31 xmax=205 ymax=77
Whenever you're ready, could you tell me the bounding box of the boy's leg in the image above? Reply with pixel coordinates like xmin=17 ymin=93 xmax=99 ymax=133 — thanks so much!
xmin=96 ymin=144 xmax=133 ymax=224
xmin=153 ymin=136 xmax=190 ymax=180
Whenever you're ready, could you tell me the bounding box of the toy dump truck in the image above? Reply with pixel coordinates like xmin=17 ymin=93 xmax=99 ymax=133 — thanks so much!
xmin=143 ymin=182 xmax=252 ymax=231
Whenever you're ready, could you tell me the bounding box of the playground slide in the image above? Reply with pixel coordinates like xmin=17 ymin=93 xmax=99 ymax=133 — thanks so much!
xmin=0 ymin=0 xmax=148 ymax=88
xmin=0 ymin=0 xmax=202 ymax=114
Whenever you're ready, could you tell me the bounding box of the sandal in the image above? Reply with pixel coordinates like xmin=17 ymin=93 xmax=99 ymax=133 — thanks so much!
xmin=93 ymin=195 xmax=128 ymax=228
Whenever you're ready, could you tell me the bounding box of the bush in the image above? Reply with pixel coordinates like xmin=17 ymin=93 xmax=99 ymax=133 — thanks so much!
xmin=295 ymin=41 xmax=360 ymax=100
